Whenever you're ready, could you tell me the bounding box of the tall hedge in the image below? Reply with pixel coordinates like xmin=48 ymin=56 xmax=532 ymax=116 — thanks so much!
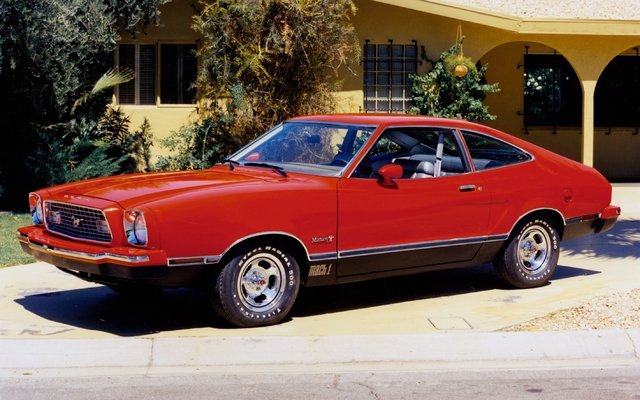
xmin=173 ymin=0 xmax=360 ymax=164
xmin=0 ymin=0 xmax=167 ymax=209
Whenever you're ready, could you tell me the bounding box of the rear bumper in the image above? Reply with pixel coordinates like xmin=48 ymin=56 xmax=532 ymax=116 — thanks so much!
xmin=17 ymin=226 xmax=208 ymax=287
xmin=562 ymin=205 xmax=621 ymax=241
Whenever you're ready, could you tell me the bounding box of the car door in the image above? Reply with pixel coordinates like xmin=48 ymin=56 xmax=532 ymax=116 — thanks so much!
xmin=336 ymin=127 xmax=492 ymax=279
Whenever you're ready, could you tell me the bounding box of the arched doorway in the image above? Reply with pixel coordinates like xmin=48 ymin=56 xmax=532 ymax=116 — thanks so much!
xmin=480 ymin=41 xmax=583 ymax=162
xmin=593 ymin=47 xmax=640 ymax=180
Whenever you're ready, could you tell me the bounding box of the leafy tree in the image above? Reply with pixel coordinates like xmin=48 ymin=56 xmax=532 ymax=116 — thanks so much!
xmin=0 ymin=0 xmax=167 ymax=209
xmin=409 ymin=37 xmax=500 ymax=122
xmin=162 ymin=0 xmax=360 ymax=169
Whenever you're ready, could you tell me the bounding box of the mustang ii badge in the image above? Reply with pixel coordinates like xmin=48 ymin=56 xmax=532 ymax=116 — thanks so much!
xmin=311 ymin=235 xmax=334 ymax=243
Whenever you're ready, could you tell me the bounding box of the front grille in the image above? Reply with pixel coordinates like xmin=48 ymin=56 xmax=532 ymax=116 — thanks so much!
xmin=44 ymin=201 xmax=112 ymax=243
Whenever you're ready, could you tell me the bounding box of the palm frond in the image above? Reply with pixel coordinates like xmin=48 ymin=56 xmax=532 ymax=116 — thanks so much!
xmin=72 ymin=69 xmax=135 ymax=115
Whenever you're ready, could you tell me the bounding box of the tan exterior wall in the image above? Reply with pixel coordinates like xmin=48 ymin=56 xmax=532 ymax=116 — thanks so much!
xmin=115 ymin=0 xmax=201 ymax=157
xmin=346 ymin=0 xmax=640 ymax=178
xmin=116 ymin=0 xmax=640 ymax=178
xmin=480 ymin=41 xmax=585 ymax=161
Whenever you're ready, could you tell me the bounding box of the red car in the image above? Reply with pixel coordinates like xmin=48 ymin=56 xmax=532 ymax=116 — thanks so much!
xmin=18 ymin=115 xmax=620 ymax=327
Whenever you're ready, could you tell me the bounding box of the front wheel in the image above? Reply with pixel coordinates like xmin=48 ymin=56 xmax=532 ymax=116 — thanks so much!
xmin=210 ymin=244 xmax=300 ymax=327
xmin=493 ymin=218 xmax=560 ymax=288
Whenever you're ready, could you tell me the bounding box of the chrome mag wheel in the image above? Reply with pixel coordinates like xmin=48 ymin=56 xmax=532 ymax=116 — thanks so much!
xmin=517 ymin=225 xmax=552 ymax=275
xmin=493 ymin=217 xmax=559 ymax=289
xmin=237 ymin=252 xmax=286 ymax=312
xmin=211 ymin=244 xmax=300 ymax=327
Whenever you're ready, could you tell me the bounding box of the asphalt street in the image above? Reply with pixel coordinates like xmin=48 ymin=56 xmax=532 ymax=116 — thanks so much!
xmin=0 ymin=184 xmax=638 ymax=375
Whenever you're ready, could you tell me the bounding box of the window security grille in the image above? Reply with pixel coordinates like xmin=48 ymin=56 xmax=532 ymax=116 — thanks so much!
xmin=363 ymin=40 xmax=418 ymax=113
xmin=522 ymin=53 xmax=582 ymax=129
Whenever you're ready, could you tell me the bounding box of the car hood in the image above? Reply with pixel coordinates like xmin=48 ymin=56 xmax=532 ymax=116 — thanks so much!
xmin=47 ymin=167 xmax=282 ymax=208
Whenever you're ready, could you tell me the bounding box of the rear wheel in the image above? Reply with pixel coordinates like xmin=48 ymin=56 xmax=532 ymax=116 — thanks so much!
xmin=210 ymin=244 xmax=300 ymax=327
xmin=493 ymin=217 xmax=560 ymax=288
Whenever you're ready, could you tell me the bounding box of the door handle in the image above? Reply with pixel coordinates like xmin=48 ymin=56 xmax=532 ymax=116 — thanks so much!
xmin=459 ymin=185 xmax=476 ymax=192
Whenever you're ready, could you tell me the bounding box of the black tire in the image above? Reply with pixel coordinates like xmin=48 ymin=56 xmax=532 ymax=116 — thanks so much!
xmin=210 ymin=244 xmax=300 ymax=327
xmin=493 ymin=217 xmax=560 ymax=289
xmin=107 ymin=283 xmax=164 ymax=297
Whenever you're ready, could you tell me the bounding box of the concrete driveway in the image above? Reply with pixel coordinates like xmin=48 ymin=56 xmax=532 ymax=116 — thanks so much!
xmin=0 ymin=185 xmax=638 ymax=371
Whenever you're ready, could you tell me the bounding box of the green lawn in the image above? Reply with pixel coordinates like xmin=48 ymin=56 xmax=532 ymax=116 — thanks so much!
xmin=0 ymin=212 xmax=37 ymax=268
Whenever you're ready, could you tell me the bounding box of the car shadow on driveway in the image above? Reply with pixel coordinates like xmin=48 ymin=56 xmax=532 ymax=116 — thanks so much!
xmin=14 ymin=263 xmax=598 ymax=336
xmin=14 ymin=287 xmax=219 ymax=336
xmin=292 ymin=263 xmax=599 ymax=317
xmin=561 ymin=219 xmax=640 ymax=259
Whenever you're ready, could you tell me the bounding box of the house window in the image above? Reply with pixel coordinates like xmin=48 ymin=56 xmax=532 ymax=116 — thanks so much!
xmin=116 ymin=43 xmax=198 ymax=105
xmin=595 ymin=55 xmax=640 ymax=128
xmin=117 ymin=44 xmax=156 ymax=105
xmin=523 ymin=54 xmax=582 ymax=127
xmin=160 ymin=44 xmax=198 ymax=105
xmin=363 ymin=41 xmax=418 ymax=113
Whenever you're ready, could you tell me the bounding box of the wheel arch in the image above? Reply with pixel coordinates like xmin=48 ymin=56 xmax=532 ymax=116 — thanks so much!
xmin=508 ymin=208 xmax=565 ymax=240
xmin=216 ymin=232 xmax=311 ymax=284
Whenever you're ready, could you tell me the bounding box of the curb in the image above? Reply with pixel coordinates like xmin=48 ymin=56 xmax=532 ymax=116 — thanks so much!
xmin=1 ymin=330 xmax=639 ymax=371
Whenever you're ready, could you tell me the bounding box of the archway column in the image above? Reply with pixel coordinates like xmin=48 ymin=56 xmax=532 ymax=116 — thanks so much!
xmin=581 ymin=80 xmax=597 ymax=167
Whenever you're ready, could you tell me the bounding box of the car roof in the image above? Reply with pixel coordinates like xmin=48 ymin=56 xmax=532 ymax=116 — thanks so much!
xmin=290 ymin=114 xmax=490 ymax=131
xmin=289 ymin=114 xmax=540 ymax=154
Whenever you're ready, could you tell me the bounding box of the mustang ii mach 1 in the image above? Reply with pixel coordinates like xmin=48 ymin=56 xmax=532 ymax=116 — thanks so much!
xmin=18 ymin=115 xmax=620 ymax=327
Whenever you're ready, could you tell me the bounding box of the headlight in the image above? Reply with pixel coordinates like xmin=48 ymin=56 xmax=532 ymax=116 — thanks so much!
xmin=124 ymin=210 xmax=148 ymax=246
xmin=29 ymin=193 xmax=44 ymax=225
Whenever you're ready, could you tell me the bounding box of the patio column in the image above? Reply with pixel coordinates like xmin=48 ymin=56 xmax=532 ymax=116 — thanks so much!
xmin=581 ymin=80 xmax=596 ymax=167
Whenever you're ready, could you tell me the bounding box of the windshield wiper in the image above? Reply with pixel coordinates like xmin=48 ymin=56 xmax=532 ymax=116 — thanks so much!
xmin=243 ymin=162 xmax=288 ymax=178
xmin=221 ymin=159 xmax=240 ymax=171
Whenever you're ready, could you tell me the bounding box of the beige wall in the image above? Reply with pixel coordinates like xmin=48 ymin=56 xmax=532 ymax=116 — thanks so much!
xmin=346 ymin=0 xmax=640 ymax=178
xmin=115 ymin=0 xmax=202 ymax=157
xmin=116 ymin=0 xmax=640 ymax=178
xmin=480 ymin=41 xmax=585 ymax=161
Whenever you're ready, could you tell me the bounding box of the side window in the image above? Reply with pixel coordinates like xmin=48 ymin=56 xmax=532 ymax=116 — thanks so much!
xmin=462 ymin=131 xmax=532 ymax=171
xmin=368 ymin=136 xmax=403 ymax=157
xmin=353 ymin=128 xmax=467 ymax=179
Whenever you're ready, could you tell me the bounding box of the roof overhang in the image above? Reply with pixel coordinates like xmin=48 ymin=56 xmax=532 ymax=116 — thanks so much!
xmin=372 ymin=0 xmax=640 ymax=36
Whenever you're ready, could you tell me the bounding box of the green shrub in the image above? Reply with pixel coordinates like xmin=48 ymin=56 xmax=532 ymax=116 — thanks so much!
xmin=409 ymin=37 xmax=500 ymax=122
xmin=156 ymin=115 xmax=236 ymax=171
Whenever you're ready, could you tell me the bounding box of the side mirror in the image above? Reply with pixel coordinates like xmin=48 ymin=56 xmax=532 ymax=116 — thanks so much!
xmin=378 ymin=164 xmax=402 ymax=186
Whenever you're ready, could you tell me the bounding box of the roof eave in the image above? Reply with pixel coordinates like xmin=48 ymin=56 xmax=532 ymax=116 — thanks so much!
xmin=372 ymin=0 xmax=522 ymax=32
xmin=371 ymin=0 xmax=640 ymax=36
xmin=520 ymin=19 xmax=640 ymax=36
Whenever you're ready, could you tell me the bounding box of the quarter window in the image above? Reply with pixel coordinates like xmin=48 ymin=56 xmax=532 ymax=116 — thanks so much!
xmin=462 ymin=131 xmax=532 ymax=171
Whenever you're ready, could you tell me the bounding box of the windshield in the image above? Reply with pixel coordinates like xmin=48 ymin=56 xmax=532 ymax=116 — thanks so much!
xmin=228 ymin=121 xmax=376 ymax=176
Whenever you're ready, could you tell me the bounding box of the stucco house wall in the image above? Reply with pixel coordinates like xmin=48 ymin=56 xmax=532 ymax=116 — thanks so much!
xmin=116 ymin=0 xmax=640 ymax=178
